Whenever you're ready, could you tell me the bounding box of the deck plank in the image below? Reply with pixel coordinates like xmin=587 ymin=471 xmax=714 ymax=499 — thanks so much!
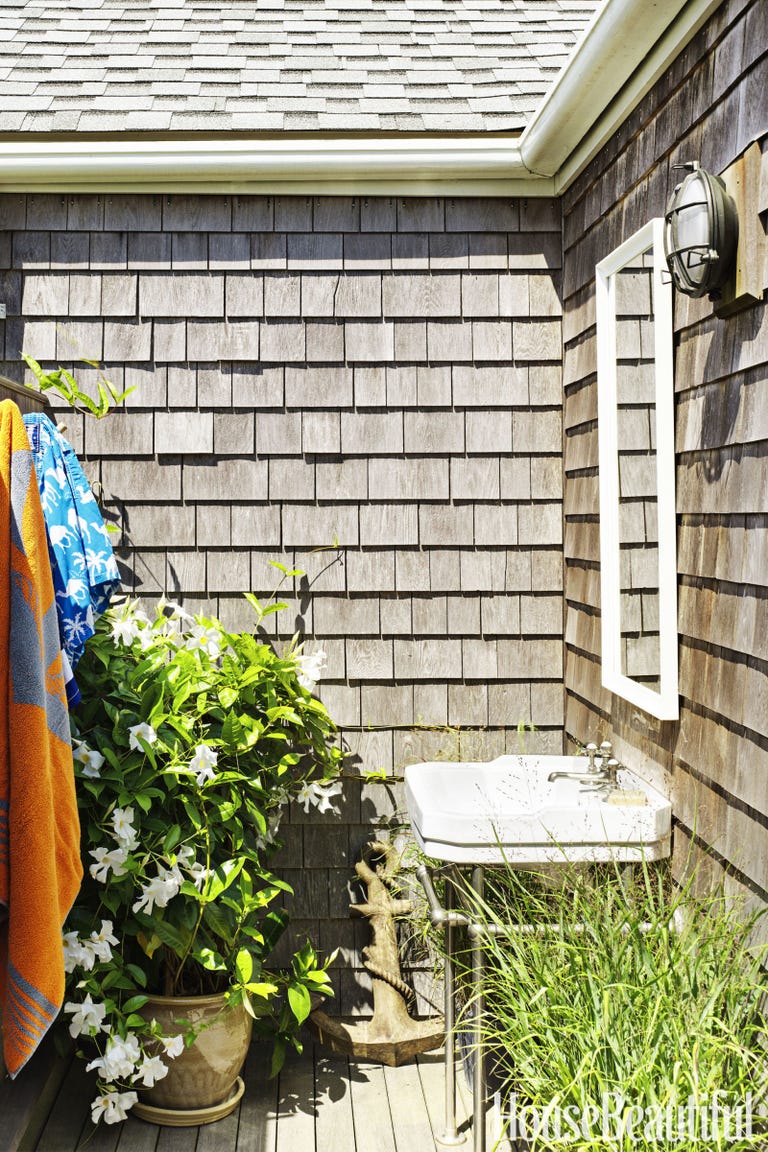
xmin=154 ymin=1124 xmax=199 ymax=1152
xmin=416 ymin=1050 xmax=472 ymax=1145
xmin=383 ymin=1058 xmax=438 ymax=1152
xmin=235 ymin=1043 xmax=278 ymax=1152
xmin=113 ymin=1116 xmax=159 ymax=1152
xmin=196 ymin=1110 xmax=239 ymax=1152
xmin=78 ymin=1111 xmax=120 ymax=1152
xmin=274 ymin=1046 xmax=315 ymax=1152
xmin=14 ymin=1037 xmax=465 ymax=1152
xmin=32 ymin=1057 xmax=92 ymax=1152
xmin=314 ymin=1050 xmax=354 ymax=1152
xmin=348 ymin=1062 xmax=396 ymax=1152
xmin=2 ymin=1033 xmax=70 ymax=1152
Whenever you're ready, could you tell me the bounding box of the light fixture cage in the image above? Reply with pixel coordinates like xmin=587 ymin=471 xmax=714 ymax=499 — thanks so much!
xmin=663 ymin=162 xmax=738 ymax=299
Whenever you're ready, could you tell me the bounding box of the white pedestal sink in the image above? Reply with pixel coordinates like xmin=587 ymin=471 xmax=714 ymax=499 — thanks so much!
xmin=406 ymin=753 xmax=673 ymax=1152
xmin=405 ymin=753 xmax=672 ymax=865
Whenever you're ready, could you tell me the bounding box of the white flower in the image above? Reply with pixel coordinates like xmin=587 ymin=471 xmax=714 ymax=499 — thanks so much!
xmin=63 ymin=930 xmax=93 ymax=973
xmin=89 ymin=846 xmax=130 ymax=884
xmin=186 ymin=860 xmax=210 ymax=890
xmin=295 ymin=648 xmax=327 ymax=690
xmin=128 ymin=722 xmax=157 ymax=751
xmin=185 ymin=624 xmax=221 ymax=658
xmin=64 ymin=994 xmax=107 ymax=1038
xmin=190 ymin=743 xmax=218 ymax=787
xmin=159 ymin=598 xmax=195 ymax=626
xmin=160 ymin=1034 xmax=185 ymax=1059
xmin=89 ymin=920 xmax=119 ymax=964
xmin=132 ymin=865 xmax=182 ymax=916
xmin=91 ymin=1088 xmax=138 ymax=1125
xmin=296 ymin=778 xmax=343 ymax=815
xmin=255 ymin=813 xmax=283 ymax=853
xmin=87 ymin=1033 xmax=142 ymax=1080
xmin=136 ymin=627 xmax=154 ymax=651
xmin=296 ymin=781 xmax=314 ymax=813
xmin=111 ymin=806 xmax=138 ymax=850
xmin=110 ymin=615 xmax=144 ymax=648
xmin=312 ymin=778 xmax=343 ymax=814
xmin=133 ymin=1054 xmax=170 ymax=1088
xmin=72 ymin=742 xmax=105 ymax=779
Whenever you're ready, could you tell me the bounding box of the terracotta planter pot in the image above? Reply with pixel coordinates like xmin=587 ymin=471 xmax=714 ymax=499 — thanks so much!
xmin=134 ymin=992 xmax=252 ymax=1123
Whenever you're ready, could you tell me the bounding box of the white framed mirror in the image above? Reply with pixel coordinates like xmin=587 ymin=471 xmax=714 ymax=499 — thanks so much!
xmin=595 ymin=218 xmax=679 ymax=721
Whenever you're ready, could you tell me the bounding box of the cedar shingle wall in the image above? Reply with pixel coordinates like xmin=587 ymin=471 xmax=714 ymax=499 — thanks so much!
xmin=0 ymin=193 xmax=564 ymax=1011
xmin=562 ymin=0 xmax=768 ymax=918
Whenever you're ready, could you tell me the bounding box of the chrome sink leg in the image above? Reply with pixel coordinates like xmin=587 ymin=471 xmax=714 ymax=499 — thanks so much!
xmin=471 ymin=865 xmax=486 ymax=1152
xmin=438 ymin=877 xmax=465 ymax=1146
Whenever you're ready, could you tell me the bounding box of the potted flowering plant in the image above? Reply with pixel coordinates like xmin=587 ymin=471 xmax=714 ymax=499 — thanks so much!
xmin=62 ymin=588 xmax=343 ymax=1125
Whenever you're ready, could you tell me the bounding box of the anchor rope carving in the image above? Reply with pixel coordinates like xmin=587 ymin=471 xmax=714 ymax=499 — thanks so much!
xmin=363 ymin=953 xmax=416 ymax=1004
xmin=306 ymin=835 xmax=445 ymax=1065
xmin=355 ymin=839 xmax=417 ymax=1005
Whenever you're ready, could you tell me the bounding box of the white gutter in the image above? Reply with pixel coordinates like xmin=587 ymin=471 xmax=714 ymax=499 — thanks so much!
xmin=0 ymin=136 xmax=546 ymax=197
xmin=0 ymin=0 xmax=725 ymax=196
xmin=519 ymin=0 xmax=725 ymax=191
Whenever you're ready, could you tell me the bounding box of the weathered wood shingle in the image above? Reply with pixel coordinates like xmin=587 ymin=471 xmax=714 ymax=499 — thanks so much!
xmin=3 ymin=189 xmax=565 ymax=1011
xmin=561 ymin=0 xmax=768 ymax=928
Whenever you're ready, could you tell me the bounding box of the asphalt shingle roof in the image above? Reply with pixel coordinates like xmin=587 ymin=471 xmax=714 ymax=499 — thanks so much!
xmin=0 ymin=0 xmax=603 ymax=134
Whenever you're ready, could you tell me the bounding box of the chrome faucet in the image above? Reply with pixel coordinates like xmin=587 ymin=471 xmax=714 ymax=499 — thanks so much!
xmin=548 ymin=741 xmax=620 ymax=786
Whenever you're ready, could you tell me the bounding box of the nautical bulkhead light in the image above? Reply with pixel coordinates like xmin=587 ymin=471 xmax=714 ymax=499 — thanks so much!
xmin=663 ymin=161 xmax=739 ymax=300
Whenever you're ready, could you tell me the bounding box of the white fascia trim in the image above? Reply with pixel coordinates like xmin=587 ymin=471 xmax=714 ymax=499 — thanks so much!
xmin=520 ymin=0 xmax=725 ymax=189
xmin=0 ymin=136 xmax=554 ymax=197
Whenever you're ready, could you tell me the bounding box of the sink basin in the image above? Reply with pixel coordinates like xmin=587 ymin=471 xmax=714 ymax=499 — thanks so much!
xmin=404 ymin=754 xmax=672 ymax=864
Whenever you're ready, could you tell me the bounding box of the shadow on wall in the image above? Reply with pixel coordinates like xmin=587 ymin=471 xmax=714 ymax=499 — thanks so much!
xmin=694 ymin=304 xmax=764 ymax=482
xmin=271 ymin=766 xmax=443 ymax=1022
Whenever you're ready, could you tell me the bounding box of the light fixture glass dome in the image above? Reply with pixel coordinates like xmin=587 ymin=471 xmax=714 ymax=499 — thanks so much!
xmin=663 ymin=162 xmax=738 ymax=299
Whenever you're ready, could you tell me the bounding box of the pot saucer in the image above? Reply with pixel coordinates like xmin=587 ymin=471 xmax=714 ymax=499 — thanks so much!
xmin=132 ymin=1075 xmax=245 ymax=1127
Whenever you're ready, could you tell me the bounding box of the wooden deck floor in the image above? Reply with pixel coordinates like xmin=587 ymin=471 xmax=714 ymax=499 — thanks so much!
xmin=6 ymin=1039 xmax=487 ymax=1152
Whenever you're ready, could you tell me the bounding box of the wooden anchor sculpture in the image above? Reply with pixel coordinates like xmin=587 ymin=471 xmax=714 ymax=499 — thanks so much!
xmin=307 ymin=839 xmax=444 ymax=1066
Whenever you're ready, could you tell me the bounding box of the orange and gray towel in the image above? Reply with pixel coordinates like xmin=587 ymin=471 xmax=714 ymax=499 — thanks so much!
xmin=0 ymin=400 xmax=82 ymax=1078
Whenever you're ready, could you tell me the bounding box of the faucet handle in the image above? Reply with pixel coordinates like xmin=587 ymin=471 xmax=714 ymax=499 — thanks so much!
xmin=585 ymin=742 xmax=599 ymax=773
xmin=604 ymin=757 xmax=620 ymax=784
xmin=599 ymin=740 xmax=613 ymax=760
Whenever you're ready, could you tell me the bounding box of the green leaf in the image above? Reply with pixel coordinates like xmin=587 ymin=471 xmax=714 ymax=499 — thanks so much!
xmin=246 ymin=981 xmax=279 ymax=999
xmin=122 ymin=994 xmax=150 ymax=1013
xmin=164 ymin=825 xmax=183 ymax=854
xmin=141 ymin=681 xmax=165 ymax=723
xmin=150 ymin=918 xmax=190 ymax=956
xmin=202 ymin=858 xmax=245 ymax=903
xmin=183 ymin=800 xmax=202 ymax=829
xmin=239 ymin=925 xmax=265 ymax=944
xmin=235 ymin=949 xmax=253 ymax=984
xmin=270 ymin=1037 xmax=287 ymax=1078
xmin=195 ymin=947 xmax=227 ymax=972
xmin=260 ymin=909 xmax=289 ymax=953
xmin=221 ymin=711 xmax=246 ymax=749
xmin=287 ymin=984 xmax=312 ymax=1024
xmin=101 ymin=746 xmax=123 ymax=772
xmin=126 ymin=964 xmax=148 ymax=988
xmin=259 ymin=602 xmax=289 ymax=618
xmin=202 ymin=902 xmax=234 ymax=943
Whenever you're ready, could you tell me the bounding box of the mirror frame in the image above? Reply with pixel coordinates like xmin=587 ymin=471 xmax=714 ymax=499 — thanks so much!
xmin=595 ymin=217 xmax=679 ymax=721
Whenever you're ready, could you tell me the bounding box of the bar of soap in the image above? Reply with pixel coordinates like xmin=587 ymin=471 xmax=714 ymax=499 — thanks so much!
xmin=605 ymin=790 xmax=647 ymax=806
